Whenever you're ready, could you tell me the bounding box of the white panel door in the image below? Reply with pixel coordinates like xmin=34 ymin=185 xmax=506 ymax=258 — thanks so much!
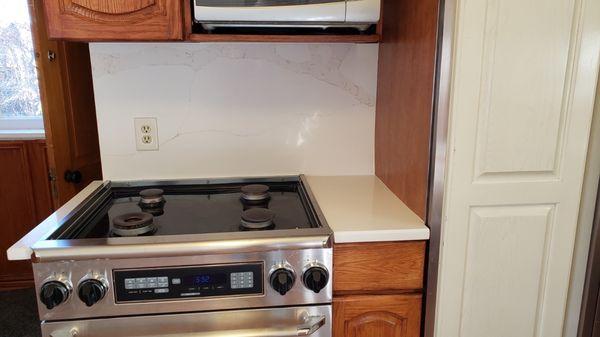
xmin=434 ymin=0 xmax=600 ymax=335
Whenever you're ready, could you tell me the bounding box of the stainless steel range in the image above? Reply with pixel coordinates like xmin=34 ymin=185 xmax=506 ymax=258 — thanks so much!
xmin=22 ymin=176 xmax=332 ymax=337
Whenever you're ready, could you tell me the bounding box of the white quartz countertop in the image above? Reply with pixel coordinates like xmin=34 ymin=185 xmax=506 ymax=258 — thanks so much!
xmin=305 ymin=175 xmax=430 ymax=243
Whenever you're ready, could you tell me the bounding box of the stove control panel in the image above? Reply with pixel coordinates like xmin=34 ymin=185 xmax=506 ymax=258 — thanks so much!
xmin=113 ymin=263 xmax=263 ymax=302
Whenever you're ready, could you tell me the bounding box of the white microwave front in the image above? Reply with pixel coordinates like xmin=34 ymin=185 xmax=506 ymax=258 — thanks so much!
xmin=194 ymin=0 xmax=381 ymax=30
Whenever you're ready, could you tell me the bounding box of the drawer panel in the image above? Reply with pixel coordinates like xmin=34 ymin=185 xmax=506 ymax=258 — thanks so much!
xmin=333 ymin=241 xmax=425 ymax=292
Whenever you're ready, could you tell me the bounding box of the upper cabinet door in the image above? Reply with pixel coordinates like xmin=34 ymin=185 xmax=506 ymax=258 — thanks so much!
xmin=42 ymin=0 xmax=183 ymax=41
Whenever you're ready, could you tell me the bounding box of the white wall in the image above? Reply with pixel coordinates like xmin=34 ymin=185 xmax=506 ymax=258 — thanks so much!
xmin=89 ymin=43 xmax=378 ymax=181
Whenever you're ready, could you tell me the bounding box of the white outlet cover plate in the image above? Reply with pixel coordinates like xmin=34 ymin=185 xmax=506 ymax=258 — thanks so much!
xmin=134 ymin=117 xmax=159 ymax=151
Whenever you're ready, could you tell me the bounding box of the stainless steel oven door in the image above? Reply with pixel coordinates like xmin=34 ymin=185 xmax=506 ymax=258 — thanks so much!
xmin=42 ymin=305 xmax=331 ymax=337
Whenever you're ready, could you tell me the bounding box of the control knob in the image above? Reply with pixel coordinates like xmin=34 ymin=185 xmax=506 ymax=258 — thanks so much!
xmin=270 ymin=267 xmax=295 ymax=296
xmin=78 ymin=279 xmax=108 ymax=307
xmin=303 ymin=265 xmax=329 ymax=293
xmin=40 ymin=281 xmax=70 ymax=310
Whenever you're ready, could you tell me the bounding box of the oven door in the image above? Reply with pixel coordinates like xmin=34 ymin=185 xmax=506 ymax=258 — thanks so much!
xmin=42 ymin=305 xmax=331 ymax=337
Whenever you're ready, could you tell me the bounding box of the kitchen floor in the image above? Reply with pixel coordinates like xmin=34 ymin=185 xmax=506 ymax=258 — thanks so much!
xmin=0 ymin=288 xmax=41 ymax=337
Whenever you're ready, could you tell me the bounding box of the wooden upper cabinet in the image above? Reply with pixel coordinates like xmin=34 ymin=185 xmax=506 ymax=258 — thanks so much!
xmin=42 ymin=0 xmax=183 ymax=41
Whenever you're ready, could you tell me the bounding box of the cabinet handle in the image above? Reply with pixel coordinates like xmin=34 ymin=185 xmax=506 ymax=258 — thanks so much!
xmin=64 ymin=170 xmax=82 ymax=184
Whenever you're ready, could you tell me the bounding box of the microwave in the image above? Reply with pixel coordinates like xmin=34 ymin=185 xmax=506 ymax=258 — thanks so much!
xmin=194 ymin=0 xmax=381 ymax=30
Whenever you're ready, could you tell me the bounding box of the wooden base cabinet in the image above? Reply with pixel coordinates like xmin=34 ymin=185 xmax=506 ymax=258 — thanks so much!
xmin=332 ymin=241 xmax=426 ymax=336
xmin=0 ymin=140 xmax=53 ymax=290
xmin=333 ymin=294 xmax=422 ymax=337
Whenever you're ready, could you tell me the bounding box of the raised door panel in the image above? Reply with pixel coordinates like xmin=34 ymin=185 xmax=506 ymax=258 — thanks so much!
xmin=346 ymin=312 xmax=407 ymax=337
xmin=334 ymin=294 xmax=421 ymax=337
xmin=472 ymin=0 xmax=576 ymax=182
xmin=42 ymin=0 xmax=182 ymax=40
xmin=460 ymin=205 xmax=554 ymax=337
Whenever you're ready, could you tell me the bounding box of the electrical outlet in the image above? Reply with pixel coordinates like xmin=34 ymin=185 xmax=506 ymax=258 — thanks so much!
xmin=134 ymin=118 xmax=159 ymax=151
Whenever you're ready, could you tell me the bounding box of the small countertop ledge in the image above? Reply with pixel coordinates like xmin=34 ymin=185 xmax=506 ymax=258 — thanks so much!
xmin=0 ymin=130 xmax=45 ymax=140
xmin=305 ymin=175 xmax=430 ymax=243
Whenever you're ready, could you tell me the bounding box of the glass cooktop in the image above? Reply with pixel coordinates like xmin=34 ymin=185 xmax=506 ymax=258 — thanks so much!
xmin=50 ymin=180 xmax=319 ymax=240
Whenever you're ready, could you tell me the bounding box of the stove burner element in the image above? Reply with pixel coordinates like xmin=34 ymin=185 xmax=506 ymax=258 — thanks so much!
xmin=241 ymin=208 xmax=275 ymax=230
xmin=112 ymin=212 xmax=156 ymax=237
xmin=240 ymin=184 xmax=270 ymax=203
xmin=139 ymin=188 xmax=165 ymax=208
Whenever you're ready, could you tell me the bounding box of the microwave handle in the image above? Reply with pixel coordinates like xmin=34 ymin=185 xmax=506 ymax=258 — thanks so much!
xmin=49 ymin=315 xmax=326 ymax=337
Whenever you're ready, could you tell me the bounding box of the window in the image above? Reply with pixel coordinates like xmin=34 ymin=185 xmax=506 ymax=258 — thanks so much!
xmin=0 ymin=0 xmax=43 ymax=132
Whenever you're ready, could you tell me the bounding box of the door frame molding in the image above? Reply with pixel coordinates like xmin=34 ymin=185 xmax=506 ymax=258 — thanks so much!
xmin=423 ymin=0 xmax=456 ymax=335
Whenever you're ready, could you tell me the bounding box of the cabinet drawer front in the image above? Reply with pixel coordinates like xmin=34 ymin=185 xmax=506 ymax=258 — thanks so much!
xmin=333 ymin=241 xmax=425 ymax=292
xmin=333 ymin=294 xmax=422 ymax=337
xmin=43 ymin=0 xmax=182 ymax=40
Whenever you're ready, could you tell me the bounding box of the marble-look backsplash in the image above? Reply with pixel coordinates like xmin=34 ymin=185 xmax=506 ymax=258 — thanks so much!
xmin=90 ymin=43 xmax=378 ymax=180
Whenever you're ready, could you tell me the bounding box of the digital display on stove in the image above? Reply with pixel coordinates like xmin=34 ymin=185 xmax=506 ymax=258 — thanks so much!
xmin=113 ymin=263 xmax=263 ymax=303
xmin=184 ymin=273 xmax=227 ymax=286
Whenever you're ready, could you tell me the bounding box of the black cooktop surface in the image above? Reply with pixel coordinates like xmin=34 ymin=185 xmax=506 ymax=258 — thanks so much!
xmin=51 ymin=180 xmax=319 ymax=240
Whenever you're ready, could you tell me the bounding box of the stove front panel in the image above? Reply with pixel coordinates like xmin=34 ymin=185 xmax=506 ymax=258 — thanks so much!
xmin=33 ymin=247 xmax=332 ymax=321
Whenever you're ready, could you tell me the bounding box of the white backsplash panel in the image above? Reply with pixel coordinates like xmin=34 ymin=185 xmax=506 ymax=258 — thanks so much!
xmin=90 ymin=43 xmax=378 ymax=180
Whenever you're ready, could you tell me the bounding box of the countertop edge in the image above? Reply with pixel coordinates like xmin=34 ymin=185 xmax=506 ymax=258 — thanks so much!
xmin=333 ymin=228 xmax=431 ymax=244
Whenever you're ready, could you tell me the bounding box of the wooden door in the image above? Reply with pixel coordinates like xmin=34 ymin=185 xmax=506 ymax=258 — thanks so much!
xmin=30 ymin=0 xmax=102 ymax=208
xmin=333 ymin=294 xmax=422 ymax=337
xmin=42 ymin=0 xmax=182 ymax=41
xmin=434 ymin=0 xmax=600 ymax=336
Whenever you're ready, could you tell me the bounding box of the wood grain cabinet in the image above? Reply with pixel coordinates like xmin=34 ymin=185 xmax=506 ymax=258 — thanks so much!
xmin=334 ymin=294 xmax=422 ymax=337
xmin=0 ymin=140 xmax=53 ymax=290
xmin=42 ymin=0 xmax=183 ymax=41
xmin=333 ymin=241 xmax=426 ymax=337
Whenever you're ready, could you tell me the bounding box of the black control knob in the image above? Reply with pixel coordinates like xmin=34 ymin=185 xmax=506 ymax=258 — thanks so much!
xmin=270 ymin=268 xmax=295 ymax=296
xmin=303 ymin=266 xmax=329 ymax=294
xmin=78 ymin=279 xmax=107 ymax=307
xmin=40 ymin=281 xmax=69 ymax=310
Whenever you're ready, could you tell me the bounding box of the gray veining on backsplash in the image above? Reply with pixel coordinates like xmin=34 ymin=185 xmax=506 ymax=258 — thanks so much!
xmin=90 ymin=43 xmax=378 ymax=180
xmin=92 ymin=44 xmax=376 ymax=106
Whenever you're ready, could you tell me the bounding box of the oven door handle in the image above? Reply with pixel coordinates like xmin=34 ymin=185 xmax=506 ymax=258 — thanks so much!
xmin=296 ymin=314 xmax=326 ymax=336
xmin=50 ymin=315 xmax=326 ymax=337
